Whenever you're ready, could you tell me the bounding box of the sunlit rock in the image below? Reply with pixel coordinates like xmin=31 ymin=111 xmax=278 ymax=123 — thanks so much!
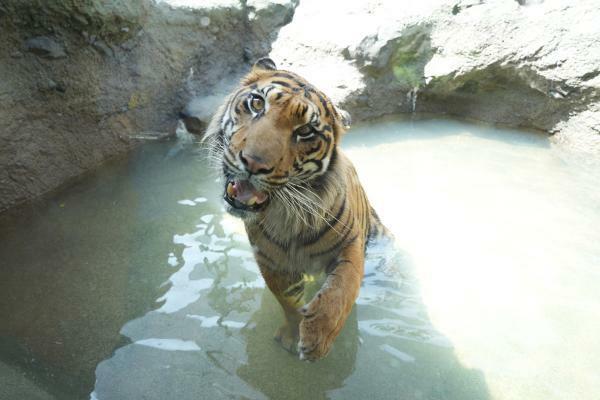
xmin=270 ymin=0 xmax=600 ymax=155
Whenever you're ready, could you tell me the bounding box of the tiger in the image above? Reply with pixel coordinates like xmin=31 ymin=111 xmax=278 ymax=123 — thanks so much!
xmin=204 ymin=57 xmax=389 ymax=360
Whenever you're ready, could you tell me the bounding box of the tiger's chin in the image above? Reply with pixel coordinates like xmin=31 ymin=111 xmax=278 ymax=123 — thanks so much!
xmin=223 ymin=178 xmax=270 ymax=218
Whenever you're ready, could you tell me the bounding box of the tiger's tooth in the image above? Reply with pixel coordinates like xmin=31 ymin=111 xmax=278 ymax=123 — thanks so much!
xmin=226 ymin=182 xmax=235 ymax=197
xmin=247 ymin=196 xmax=257 ymax=206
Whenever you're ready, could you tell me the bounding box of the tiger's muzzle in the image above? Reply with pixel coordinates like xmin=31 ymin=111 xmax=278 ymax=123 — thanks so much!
xmin=224 ymin=178 xmax=270 ymax=212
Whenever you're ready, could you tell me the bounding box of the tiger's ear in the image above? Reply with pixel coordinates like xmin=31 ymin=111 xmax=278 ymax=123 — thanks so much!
xmin=335 ymin=107 xmax=352 ymax=130
xmin=253 ymin=57 xmax=277 ymax=71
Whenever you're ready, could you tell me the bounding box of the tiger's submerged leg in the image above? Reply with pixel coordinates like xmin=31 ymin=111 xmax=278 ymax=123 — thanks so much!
xmin=258 ymin=265 xmax=305 ymax=352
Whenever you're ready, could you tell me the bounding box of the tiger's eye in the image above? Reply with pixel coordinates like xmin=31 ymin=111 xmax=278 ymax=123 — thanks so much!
xmin=294 ymin=124 xmax=316 ymax=140
xmin=296 ymin=124 xmax=313 ymax=136
xmin=249 ymin=94 xmax=265 ymax=112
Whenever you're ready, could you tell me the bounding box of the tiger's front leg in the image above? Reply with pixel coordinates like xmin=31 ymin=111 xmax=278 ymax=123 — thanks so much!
xmin=258 ymin=265 xmax=305 ymax=353
xmin=298 ymin=239 xmax=365 ymax=361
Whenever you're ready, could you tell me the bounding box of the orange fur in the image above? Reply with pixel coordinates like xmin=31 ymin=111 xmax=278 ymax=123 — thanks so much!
xmin=205 ymin=58 xmax=388 ymax=360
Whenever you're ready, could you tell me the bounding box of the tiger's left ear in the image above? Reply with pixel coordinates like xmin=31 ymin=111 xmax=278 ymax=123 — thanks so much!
xmin=253 ymin=57 xmax=277 ymax=71
xmin=334 ymin=106 xmax=352 ymax=130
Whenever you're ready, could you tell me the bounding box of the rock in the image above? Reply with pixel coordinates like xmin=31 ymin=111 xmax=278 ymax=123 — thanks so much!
xmin=24 ymin=36 xmax=66 ymax=59
xmin=91 ymin=40 xmax=114 ymax=57
xmin=38 ymin=79 xmax=66 ymax=93
xmin=179 ymin=114 xmax=206 ymax=135
xmin=270 ymin=0 xmax=600 ymax=155
xmin=179 ymin=0 xmax=299 ymax=132
xmin=0 ymin=0 xmax=299 ymax=213
xmin=247 ymin=0 xmax=299 ymax=41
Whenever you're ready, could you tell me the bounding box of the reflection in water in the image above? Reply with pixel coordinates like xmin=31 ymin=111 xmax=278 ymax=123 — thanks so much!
xmin=91 ymin=210 xmax=267 ymax=400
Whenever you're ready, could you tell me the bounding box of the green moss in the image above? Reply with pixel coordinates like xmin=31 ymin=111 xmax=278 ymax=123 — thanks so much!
xmin=388 ymin=33 xmax=431 ymax=87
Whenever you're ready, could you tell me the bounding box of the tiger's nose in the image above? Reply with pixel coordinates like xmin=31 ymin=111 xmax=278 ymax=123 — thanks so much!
xmin=240 ymin=151 xmax=271 ymax=174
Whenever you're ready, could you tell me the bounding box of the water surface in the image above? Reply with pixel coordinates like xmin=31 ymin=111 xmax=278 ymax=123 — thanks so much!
xmin=0 ymin=118 xmax=598 ymax=400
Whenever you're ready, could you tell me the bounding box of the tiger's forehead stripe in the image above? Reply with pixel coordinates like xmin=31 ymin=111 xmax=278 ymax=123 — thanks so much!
xmin=254 ymin=71 xmax=336 ymax=121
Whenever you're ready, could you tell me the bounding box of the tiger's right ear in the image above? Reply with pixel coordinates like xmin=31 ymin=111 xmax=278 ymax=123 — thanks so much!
xmin=253 ymin=57 xmax=277 ymax=71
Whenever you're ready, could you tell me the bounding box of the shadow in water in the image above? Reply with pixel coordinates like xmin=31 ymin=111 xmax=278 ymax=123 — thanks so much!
xmin=237 ymin=294 xmax=359 ymax=400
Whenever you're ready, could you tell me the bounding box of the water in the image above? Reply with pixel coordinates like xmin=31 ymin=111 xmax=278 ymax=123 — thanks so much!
xmin=0 ymin=118 xmax=599 ymax=400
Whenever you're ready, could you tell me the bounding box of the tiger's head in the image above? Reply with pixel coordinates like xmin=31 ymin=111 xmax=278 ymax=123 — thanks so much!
xmin=205 ymin=58 xmax=351 ymax=219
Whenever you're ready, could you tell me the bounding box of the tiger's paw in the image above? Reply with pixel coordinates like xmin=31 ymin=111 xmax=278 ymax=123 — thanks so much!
xmin=274 ymin=322 xmax=299 ymax=354
xmin=297 ymin=291 xmax=344 ymax=361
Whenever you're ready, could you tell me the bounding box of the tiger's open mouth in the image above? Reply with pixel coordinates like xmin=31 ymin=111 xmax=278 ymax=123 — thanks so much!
xmin=224 ymin=178 xmax=269 ymax=212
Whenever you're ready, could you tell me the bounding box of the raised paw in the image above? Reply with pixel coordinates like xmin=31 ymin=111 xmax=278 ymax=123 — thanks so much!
xmin=297 ymin=290 xmax=345 ymax=361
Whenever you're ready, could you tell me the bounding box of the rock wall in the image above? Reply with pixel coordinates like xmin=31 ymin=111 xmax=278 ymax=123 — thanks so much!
xmin=0 ymin=0 xmax=297 ymax=212
xmin=270 ymin=0 xmax=600 ymax=155
xmin=2 ymin=0 xmax=598 ymax=213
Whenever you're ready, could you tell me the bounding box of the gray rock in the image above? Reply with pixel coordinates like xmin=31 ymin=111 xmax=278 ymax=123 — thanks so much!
xmin=91 ymin=40 xmax=114 ymax=57
xmin=25 ymin=36 xmax=66 ymax=59
xmin=179 ymin=0 xmax=299 ymax=132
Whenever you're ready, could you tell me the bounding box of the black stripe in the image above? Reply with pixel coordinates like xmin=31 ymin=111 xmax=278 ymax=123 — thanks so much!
xmin=273 ymin=72 xmax=297 ymax=80
xmin=272 ymin=80 xmax=292 ymax=88
xmin=314 ymin=130 xmax=332 ymax=143
xmin=259 ymin=224 xmax=289 ymax=250
xmin=257 ymin=249 xmax=275 ymax=264
xmin=223 ymin=158 xmax=241 ymax=174
xmin=302 ymin=104 xmax=309 ymax=117
xmin=326 ymin=258 xmax=353 ymax=274
xmin=304 ymin=197 xmax=347 ymax=245
xmin=305 ymin=142 xmax=323 ymax=156
xmin=318 ymin=95 xmax=331 ymax=118
xmin=370 ymin=207 xmax=381 ymax=223
xmin=294 ymin=290 xmax=304 ymax=303
xmin=292 ymin=160 xmax=303 ymax=172
xmin=226 ymin=147 xmax=237 ymax=160
xmin=309 ymin=147 xmax=337 ymax=191
xmin=263 ymin=85 xmax=276 ymax=97
xmin=310 ymin=222 xmax=356 ymax=259
xmin=284 ymin=282 xmax=305 ymax=297
xmin=273 ymin=72 xmax=307 ymax=87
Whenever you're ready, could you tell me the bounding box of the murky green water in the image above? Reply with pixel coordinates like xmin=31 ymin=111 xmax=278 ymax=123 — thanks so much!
xmin=1 ymin=118 xmax=599 ymax=400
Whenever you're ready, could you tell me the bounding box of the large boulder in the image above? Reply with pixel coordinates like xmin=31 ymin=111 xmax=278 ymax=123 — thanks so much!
xmin=0 ymin=0 xmax=298 ymax=212
xmin=270 ymin=0 xmax=600 ymax=155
